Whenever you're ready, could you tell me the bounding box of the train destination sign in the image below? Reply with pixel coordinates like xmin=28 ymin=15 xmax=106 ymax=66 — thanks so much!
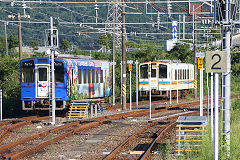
xmin=205 ymin=51 xmax=227 ymax=73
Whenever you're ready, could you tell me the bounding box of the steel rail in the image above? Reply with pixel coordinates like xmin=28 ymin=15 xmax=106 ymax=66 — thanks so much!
xmin=0 ymin=116 xmax=38 ymax=127
xmin=1 ymin=99 xmax=211 ymax=160
xmin=140 ymin=111 xmax=209 ymax=160
xmin=6 ymin=121 xmax=101 ymax=160
xmin=139 ymin=121 xmax=177 ymax=160
xmin=0 ymin=116 xmax=50 ymax=139
xmin=1 ymin=110 xmax=154 ymax=159
xmin=103 ymin=120 xmax=167 ymax=160
xmin=0 ymin=121 xmax=81 ymax=154
xmin=103 ymin=111 xmax=201 ymax=160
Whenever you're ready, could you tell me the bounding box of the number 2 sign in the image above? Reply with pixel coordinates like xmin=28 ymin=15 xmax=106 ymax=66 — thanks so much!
xmin=205 ymin=51 xmax=227 ymax=73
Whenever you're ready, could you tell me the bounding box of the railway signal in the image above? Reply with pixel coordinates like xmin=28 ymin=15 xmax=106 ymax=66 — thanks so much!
xmin=198 ymin=58 xmax=203 ymax=69
xmin=127 ymin=60 xmax=133 ymax=111
xmin=197 ymin=52 xmax=205 ymax=116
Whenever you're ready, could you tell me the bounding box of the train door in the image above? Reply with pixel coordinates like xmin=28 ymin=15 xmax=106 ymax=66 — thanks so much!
xmin=150 ymin=63 xmax=158 ymax=89
xmin=158 ymin=64 xmax=168 ymax=90
xmin=36 ymin=65 xmax=49 ymax=98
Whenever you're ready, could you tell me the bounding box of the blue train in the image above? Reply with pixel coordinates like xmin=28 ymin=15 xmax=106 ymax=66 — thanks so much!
xmin=20 ymin=56 xmax=112 ymax=110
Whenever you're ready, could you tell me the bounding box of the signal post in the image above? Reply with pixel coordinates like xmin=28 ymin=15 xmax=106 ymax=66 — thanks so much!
xmin=197 ymin=52 xmax=205 ymax=116
xmin=127 ymin=60 xmax=133 ymax=111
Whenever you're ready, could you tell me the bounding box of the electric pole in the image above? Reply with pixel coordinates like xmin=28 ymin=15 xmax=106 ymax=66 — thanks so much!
xmin=112 ymin=23 xmax=116 ymax=105
xmin=4 ymin=21 xmax=8 ymax=55
xmin=122 ymin=0 xmax=126 ymax=110
xmin=18 ymin=13 xmax=22 ymax=59
xmin=193 ymin=7 xmax=197 ymax=98
xmin=222 ymin=0 xmax=232 ymax=155
xmin=50 ymin=17 xmax=56 ymax=125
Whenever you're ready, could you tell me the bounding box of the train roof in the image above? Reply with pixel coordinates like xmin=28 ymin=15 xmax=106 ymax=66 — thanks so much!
xmin=20 ymin=56 xmax=109 ymax=63
xmin=139 ymin=60 xmax=193 ymax=65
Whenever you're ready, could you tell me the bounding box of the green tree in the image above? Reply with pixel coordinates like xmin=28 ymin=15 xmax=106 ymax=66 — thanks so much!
xmin=0 ymin=37 xmax=6 ymax=52
xmin=60 ymin=39 xmax=70 ymax=52
xmin=29 ymin=40 xmax=39 ymax=51
xmin=126 ymin=40 xmax=138 ymax=48
xmin=8 ymin=35 xmax=18 ymax=50
xmin=168 ymin=43 xmax=193 ymax=63
xmin=98 ymin=33 xmax=112 ymax=49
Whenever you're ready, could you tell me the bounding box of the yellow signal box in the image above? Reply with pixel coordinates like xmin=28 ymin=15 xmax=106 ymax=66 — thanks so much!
xmin=198 ymin=58 xmax=203 ymax=69
xmin=128 ymin=64 xmax=132 ymax=71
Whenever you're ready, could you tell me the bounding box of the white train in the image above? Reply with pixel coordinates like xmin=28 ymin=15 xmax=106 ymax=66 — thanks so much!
xmin=139 ymin=60 xmax=195 ymax=98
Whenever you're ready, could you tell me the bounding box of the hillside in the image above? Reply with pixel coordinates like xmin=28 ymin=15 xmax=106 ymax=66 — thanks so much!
xmin=0 ymin=0 xmax=205 ymax=50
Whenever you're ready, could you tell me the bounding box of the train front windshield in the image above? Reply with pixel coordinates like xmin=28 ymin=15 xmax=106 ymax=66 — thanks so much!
xmin=140 ymin=64 xmax=148 ymax=79
xmin=159 ymin=64 xmax=167 ymax=78
xmin=22 ymin=60 xmax=34 ymax=83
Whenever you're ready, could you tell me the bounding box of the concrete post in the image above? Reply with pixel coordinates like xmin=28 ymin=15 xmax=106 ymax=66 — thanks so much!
xmin=214 ymin=73 xmax=219 ymax=160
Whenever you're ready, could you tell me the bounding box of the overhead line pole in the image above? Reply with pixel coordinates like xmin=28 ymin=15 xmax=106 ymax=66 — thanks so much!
xmin=50 ymin=17 xmax=56 ymax=125
xmin=222 ymin=0 xmax=231 ymax=155
xmin=193 ymin=6 xmax=197 ymax=99
xmin=112 ymin=23 xmax=116 ymax=105
xmin=18 ymin=13 xmax=22 ymax=59
xmin=122 ymin=0 xmax=127 ymax=110
xmin=4 ymin=21 xmax=8 ymax=55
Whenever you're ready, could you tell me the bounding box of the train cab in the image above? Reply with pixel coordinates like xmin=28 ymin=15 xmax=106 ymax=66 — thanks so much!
xmin=21 ymin=58 xmax=67 ymax=110
xmin=139 ymin=60 xmax=194 ymax=98
xmin=20 ymin=57 xmax=112 ymax=111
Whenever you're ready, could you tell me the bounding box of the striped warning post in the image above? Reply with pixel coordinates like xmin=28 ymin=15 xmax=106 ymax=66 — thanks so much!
xmin=122 ymin=84 xmax=126 ymax=97
xmin=194 ymin=80 xmax=197 ymax=89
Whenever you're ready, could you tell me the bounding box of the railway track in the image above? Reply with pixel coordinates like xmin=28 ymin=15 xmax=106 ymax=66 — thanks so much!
xmin=0 ymin=99 xmax=208 ymax=159
xmin=0 ymin=116 xmax=50 ymax=140
xmin=103 ymin=111 xmax=202 ymax=160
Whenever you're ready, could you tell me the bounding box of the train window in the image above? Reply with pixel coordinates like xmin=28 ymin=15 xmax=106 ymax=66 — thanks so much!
xmin=88 ymin=70 xmax=91 ymax=83
xmin=92 ymin=69 xmax=95 ymax=83
xmin=22 ymin=60 xmax=34 ymax=83
xmin=78 ymin=69 xmax=82 ymax=84
xmin=159 ymin=64 xmax=167 ymax=78
xmin=96 ymin=70 xmax=99 ymax=83
xmin=183 ymin=70 xmax=185 ymax=80
xmin=140 ymin=64 xmax=148 ymax=79
xmin=100 ymin=70 xmax=103 ymax=83
xmin=175 ymin=70 xmax=177 ymax=80
xmin=39 ymin=68 xmax=47 ymax=81
xmin=55 ymin=61 xmax=64 ymax=83
xmin=83 ymin=70 xmax=87 ymax=84
xmin=187 ymin=69 xmax=189 ymax=79
xmin=180 ymin=70 xmax=183 ymax=80
xmin=151 ymin=69 xmax=156 ymax=77
xmin=178 ymin=69 xmax=181 ymax=80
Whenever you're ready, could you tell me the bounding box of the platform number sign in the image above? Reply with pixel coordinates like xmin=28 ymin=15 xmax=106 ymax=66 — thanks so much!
xmin=205 ymin=51 xmax=227 ymax=73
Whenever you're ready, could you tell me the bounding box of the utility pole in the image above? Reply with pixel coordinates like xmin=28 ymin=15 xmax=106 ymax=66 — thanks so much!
xmin=18 ymin=13 xmax=22 ymax=59
xmin=214 ymin=73 xmax=219 ymax=160
xmin=193 ymin=7 xmax=197 ymax=99
xmin=122 ymin=0 xmax=126 ymax=110
xmin=222 ymin=0 xmax=232 ymax=154
xmin=112 ymin=23 xmax=116 ymax=105
xmin=4 ymin=21 xmax=8 ymax=55
xmin=50 ymin=17 xmax=56 ymax=125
